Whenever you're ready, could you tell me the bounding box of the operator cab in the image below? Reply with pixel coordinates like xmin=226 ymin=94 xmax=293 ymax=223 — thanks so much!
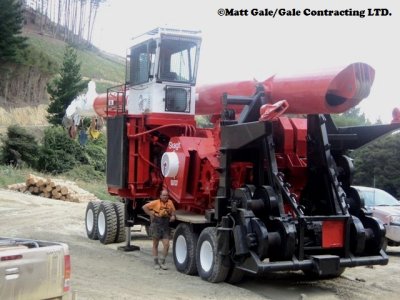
xmin=125 ymin=27 xmax=201 ymax=116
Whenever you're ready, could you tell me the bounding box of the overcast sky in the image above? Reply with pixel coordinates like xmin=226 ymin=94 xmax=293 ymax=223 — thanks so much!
xmin=91 ymin=0 xmax=399 ymax=123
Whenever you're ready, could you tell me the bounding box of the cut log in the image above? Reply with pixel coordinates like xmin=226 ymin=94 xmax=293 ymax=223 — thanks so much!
xmin=47 ymin=180 xmax=56 ymax=188
xmin=7 ymin=183 xmax=26 ymax=191
xmin=60 ymin=187 xmax=68 ymax=195
xmin=51 ymin=188 xmax=62 ymax=199
xmin=8 ymin=175 xmax=96 ymax=204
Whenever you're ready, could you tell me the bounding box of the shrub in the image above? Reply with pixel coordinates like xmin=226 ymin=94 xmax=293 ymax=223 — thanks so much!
xmin=0 ymin=125 xmax=39 ymax=168
xmin=36 ymin=126 xmax=87 ymax=174
xmin=37 ymin=147 xmax=77 ymax=174
xmin=84 ymin=142 xmax=106 ymax=172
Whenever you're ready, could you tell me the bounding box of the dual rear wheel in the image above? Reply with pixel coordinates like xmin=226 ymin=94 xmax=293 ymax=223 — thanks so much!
xmin=85 ymin=201 xmax=100 ymax=240
xmin=85 ymin=200 xmax=126 ymax=244
xmin=173 ymin=226 xmax=244 ymax=283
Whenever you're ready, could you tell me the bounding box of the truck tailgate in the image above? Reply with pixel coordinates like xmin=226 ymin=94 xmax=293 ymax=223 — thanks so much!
xmin=0 ymin=241 xmax=69 ymax=300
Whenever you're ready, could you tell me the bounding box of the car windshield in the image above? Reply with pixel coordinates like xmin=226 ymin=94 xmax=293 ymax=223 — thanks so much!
xmin=359 ymin=188 xmax=400 ymax=207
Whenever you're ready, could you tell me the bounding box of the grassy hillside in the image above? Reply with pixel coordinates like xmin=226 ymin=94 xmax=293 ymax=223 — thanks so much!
xmin=23 ymin=30 xmax=125 ymax=93
xmin=0 ymin=30 xmax=125 ymax=129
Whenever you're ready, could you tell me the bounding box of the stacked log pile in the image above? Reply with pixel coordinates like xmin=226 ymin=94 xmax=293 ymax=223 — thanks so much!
xmin=7 ymin=174 xmax=98 ymax=203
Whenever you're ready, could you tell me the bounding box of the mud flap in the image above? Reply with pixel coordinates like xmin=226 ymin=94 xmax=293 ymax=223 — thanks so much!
xmin=311 ymin=255 xmax=340 ymax=276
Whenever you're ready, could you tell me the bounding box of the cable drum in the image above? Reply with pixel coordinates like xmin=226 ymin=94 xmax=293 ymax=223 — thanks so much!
xmin=161 ymin=152 xmax=180 ymax=177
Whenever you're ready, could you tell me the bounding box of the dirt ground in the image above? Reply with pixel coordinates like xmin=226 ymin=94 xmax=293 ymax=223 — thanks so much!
xmin=1 ymin=188 xmax=399 ymax=300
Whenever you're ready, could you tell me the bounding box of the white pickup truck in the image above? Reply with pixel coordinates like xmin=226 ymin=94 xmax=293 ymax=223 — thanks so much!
xmin=0 ymin=237 xmax=71 ymax=300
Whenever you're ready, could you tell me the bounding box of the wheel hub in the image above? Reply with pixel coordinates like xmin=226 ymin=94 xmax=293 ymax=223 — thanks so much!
xmin=86 ymin=210 xmax=94 ymax=232
xmin=175 ymin=235 xmax=188 ymax=264
xmin=200 ymin=240 xmax=213 ymax=272
xmin=98 ymin=211 xmax=106 ymax=236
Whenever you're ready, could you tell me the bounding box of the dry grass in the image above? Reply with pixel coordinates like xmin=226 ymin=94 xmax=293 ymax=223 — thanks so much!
xmin=0 ymin=105 xmax=50 ymax=141
xmin=0 ymin=105 xmax=49 ymax=127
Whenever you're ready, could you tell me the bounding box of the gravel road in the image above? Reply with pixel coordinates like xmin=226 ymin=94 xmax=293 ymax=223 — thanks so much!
xmin=1 ymin=188 xmax=399 ymax=300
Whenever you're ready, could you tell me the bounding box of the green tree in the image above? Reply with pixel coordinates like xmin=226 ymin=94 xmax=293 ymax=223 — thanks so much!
xmin=352 ymin=132 xmax=400 ymax=198
xmin=0 ymin=0 xmax=28 ymax=62
xmin=36 ymin=126 xmax=87 ymax=174
xmin=47 ymin=45 xmax=89 ymax=125
xmin=0 ymin=125 xmax=39 ymax=168
xmin=332 ymin=107 xmax=370 ymax=127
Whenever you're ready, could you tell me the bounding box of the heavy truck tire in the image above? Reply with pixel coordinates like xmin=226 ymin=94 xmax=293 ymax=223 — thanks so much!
xmin=196 ymin=227 xmax=229 ymax=283
xmin=85 ymin=201 xmax=100 ymax=240
xmin=113 ymin=202 xmax=126 ymax=243
xmin=97 ymin=201 xmax=118 ymax=244
xmin=173 ymin=223 xmax=198 ymax=275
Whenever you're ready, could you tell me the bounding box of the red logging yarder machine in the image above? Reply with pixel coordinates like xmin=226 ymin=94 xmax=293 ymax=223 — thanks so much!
xmin=84 ymin=27 xmax=400 ymax=282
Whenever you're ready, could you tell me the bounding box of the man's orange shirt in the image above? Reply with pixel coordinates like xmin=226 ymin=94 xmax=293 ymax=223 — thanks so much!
xmin=147 ymin=199 xmax=176 ymax=218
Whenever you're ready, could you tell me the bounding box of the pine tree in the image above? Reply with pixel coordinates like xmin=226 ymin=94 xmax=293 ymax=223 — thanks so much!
xmin=47 ymin=45 xmax=89 ymax=125
xmin=0 ymin=0 xmax=28 ymax=62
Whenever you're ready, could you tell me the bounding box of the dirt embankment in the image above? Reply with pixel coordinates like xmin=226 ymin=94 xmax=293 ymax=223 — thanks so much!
xmin=0 ymin=62 xmax=50 ymax=129
xmin=0 ymin=63 xmax=50 ymax=108
xmin=1 ymin=188 xmax=399 ymax=300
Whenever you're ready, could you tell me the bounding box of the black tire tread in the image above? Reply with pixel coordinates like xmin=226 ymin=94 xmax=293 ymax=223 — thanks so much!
xmin=113 ymin=201 xmax=126 ymax=243
xmin=173 ymin=223 xmax=198 ymax=275
xmin=196 ymin=227 xmax=229 ymax=283
xmin=85 ymin=201 xmax=101 ymax=240
xmin=98 ymin=201 xmax=118 ymax=245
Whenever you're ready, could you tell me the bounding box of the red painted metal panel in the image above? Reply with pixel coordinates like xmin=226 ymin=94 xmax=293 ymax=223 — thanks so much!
xmin=322 ymin=220 xmax=345 ymax=248
xmin=290 ymin=118 xmax=307 ymax=158
xmin=195 ymin=63 xmax=374 ymax=115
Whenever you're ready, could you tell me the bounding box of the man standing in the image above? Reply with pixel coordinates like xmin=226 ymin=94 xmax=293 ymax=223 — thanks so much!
xmin=143 ymin=189 xmax=176 ymax=270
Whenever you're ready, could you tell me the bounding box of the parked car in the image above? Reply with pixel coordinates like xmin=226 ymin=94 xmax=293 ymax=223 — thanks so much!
xmin=353 ymin=186 xmax=400 ymax=250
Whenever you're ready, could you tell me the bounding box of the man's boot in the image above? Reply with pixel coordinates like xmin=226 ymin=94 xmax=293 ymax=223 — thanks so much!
xmin=154 ymin=257 xmax=160 ymax=270
xmin=159 ymin=256 xmax=168 ymax=270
